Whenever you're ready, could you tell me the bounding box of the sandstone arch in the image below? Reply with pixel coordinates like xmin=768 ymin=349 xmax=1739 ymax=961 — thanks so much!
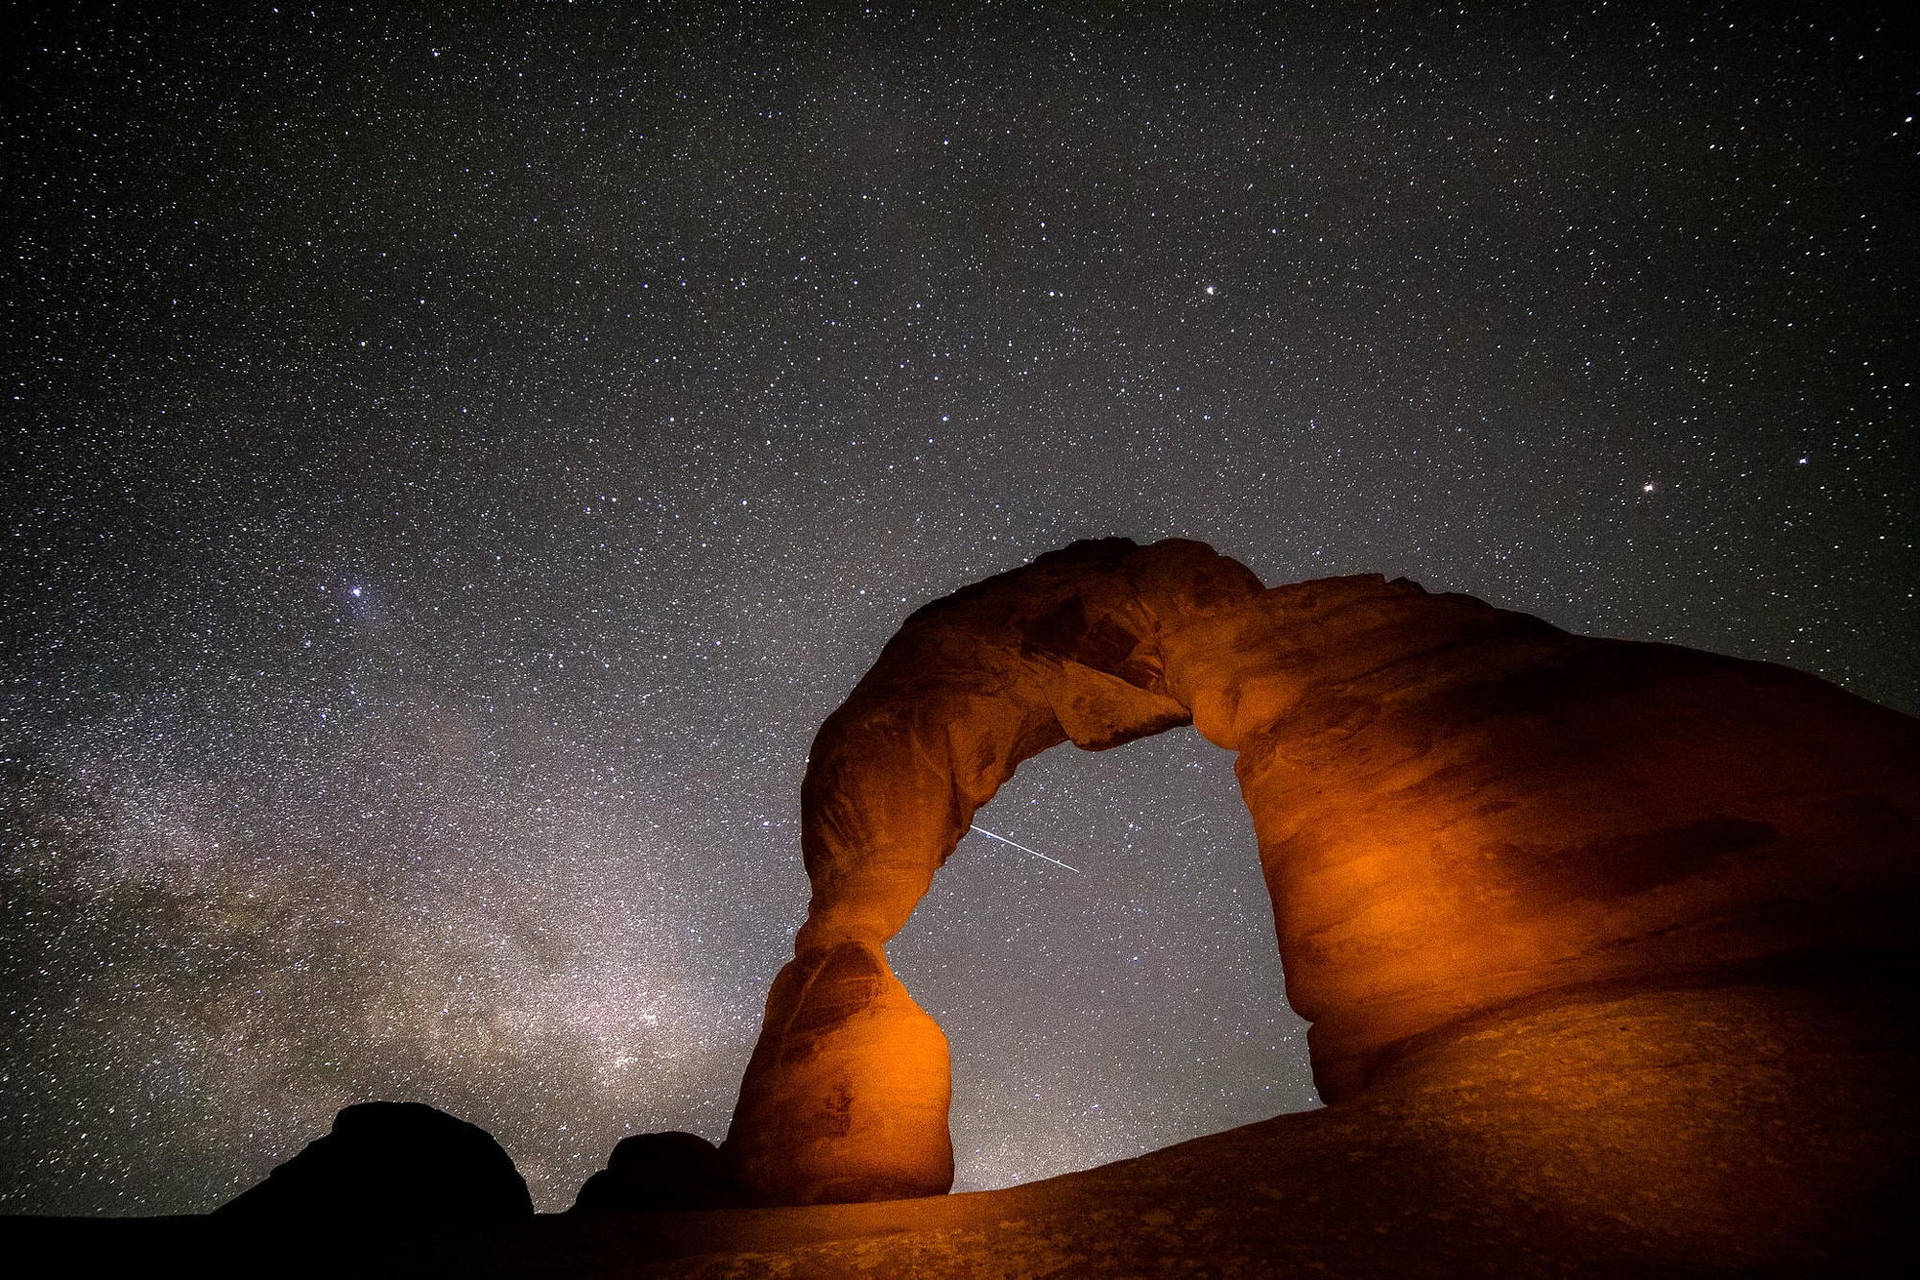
xmin=723 ymin=538 xmax=1920 ymax=1206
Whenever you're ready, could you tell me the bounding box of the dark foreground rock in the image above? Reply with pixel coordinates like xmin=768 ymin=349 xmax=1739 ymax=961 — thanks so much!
xmin=571 ymin=1132 xmax=736 ymax=1213
xmin=214 ymin=1100 xmax=532 ymax=1225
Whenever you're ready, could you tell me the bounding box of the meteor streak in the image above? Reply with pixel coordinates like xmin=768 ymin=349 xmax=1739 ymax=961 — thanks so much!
xmin=967 ymin=824 xmax=1082 ymax=873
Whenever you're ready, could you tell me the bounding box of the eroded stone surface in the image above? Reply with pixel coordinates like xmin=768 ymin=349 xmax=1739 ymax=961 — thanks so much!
xmin=727 ymin=940 xmax=952 ymax=1205
xmin=724 ymin=537 xmax=1920 ymax=1204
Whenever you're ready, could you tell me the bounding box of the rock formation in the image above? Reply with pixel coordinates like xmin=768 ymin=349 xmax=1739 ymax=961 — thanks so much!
xmin=570 ymin=1132 xmax=737 ymax=1213
xmin=724 ymin=537 xmax=1920 ymax=1206
xmin=215 ymin=1101 xmax=533 ymax=1225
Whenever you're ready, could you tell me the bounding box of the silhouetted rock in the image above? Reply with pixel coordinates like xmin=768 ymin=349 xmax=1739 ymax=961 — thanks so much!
xmin=725 ymin=537 xmax=1920 ymax=1206
xmin=215 ymin=1101 xmax=532 ymax=1226
xmin=570 ymin=1131 xmax=737 ymax=1212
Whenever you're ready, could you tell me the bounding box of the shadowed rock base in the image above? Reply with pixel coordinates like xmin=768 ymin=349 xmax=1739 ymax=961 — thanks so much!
xmin=7 ymin=969 xmax=1911 ymax=1276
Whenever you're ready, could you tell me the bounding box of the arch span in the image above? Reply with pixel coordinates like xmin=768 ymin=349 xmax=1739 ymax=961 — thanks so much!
xmin=722 ymin=538 xmax=1920 ymax=1206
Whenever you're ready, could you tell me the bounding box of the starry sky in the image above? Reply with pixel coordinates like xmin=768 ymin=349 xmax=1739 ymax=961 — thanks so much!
xmin=3 ymin=2 xmax=1914 ymax=1216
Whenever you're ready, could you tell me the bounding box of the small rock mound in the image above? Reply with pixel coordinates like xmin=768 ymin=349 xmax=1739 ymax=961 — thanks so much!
xmin=216 ymin=1101 xmax=532 ymax=1226
xmin=570 ymin=1131 xmax=735 ymax=1212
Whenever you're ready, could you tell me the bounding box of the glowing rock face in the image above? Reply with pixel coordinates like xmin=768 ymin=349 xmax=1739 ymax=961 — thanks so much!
xmin=723 ymin=538 xmax=1920 ymax=1205
xmin=725 ymin=939 xmax=954 ymax=1205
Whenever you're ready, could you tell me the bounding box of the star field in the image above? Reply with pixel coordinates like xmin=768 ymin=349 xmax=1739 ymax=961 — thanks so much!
xmin=3 ymin=2 xmax=1914 ymax=1214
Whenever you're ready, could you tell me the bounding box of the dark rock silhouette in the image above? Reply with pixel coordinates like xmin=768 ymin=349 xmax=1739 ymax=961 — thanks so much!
xmin=725 ymin=537 xmax=1920 ymax=1207
xmin=214 ymin=1101 xmax=532 ymax=1225
xmin=570 ymin=1132 xmax=737 ymax=1213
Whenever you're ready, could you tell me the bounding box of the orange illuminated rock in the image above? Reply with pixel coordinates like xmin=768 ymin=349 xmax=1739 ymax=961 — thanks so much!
xmin=723 ymin=538 xmax=1920 ymax=1205
xmin=725 ymin=939 xmax=953 ymax=1205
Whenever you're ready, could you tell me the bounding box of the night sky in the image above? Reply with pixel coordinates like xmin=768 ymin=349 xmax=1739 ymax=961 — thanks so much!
xmin=4 ymin=2 xmax=1914 ymax=1216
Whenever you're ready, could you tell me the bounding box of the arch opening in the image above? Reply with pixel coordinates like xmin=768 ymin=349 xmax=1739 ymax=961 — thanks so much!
xmin=886 ymin=726 xmax=1317 ymax=1193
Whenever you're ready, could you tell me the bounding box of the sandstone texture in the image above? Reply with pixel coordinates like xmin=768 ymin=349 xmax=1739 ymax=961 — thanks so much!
xmin=214 ymin=1100 xmax=532 ymax=1225
xmin=724 ymin=537 xmax=1920 ymax=1206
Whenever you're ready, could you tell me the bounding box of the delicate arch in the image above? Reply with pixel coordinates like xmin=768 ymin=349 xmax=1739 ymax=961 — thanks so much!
xmin=722 ymin=539 xmax=1920 ymax=1205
